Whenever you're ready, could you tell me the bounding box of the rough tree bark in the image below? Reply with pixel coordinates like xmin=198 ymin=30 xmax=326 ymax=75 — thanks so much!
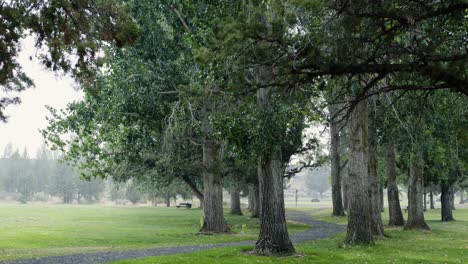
xmin=253 ymin=66 xmax=294 ymax=255
xmin=251 ymin=5 xmax=295 ymax=254
xmin=200 ymin=139 xmax=229 ymax=233
xmin=404 ymin=150 xmax=430 ymax=230
xmin=342 ymin=168 xmax=349 ymax=212
xmin=441 ymin=183 xmax=455 ymax=221
xmin=255 ymin=150 xmax=294 ymax=255
xmin=386 ymin=143 xmax=405 ymax=226
xmin=344 ymin=99 xmax=373 ymax=245
xmin=248 ymin=183 xmax=260 ymax=218
xmin=330 ymin=103 xmax=345 ymax=217
xmin=229 ymin=181 xmax=243 ymax=215
xmin=367 ymin=99 xmax=384 ymax=237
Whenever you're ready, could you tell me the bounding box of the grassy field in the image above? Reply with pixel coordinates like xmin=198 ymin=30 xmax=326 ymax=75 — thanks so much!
xmin=112 ymin=208 xmax=468 ymax=264
xmin=0 ymin=203 xmax=308 ymax=261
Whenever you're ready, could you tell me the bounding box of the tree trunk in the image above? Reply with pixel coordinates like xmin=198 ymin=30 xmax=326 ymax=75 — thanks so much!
xmin=247 ymin=186 xmax=253 ymax=211
xmin=253 ymin=72 xmax=294 ymax=254
xmin=430 ymin=191 xmax=435 ymax=209
xmin=229 ymin=182 xmax=242 ymax=215
xmin=367 ymin=99 xmax=384 ymax=237
xmin=165 ymin=196 xmax=170 ymax=207
xmin=255 ymin=150 xmax=295 ymax=255
xmin=198 ymin=197 xmax=203 ymax=209
xmin=330 ymin=103 xmax=345 ymax=217
xmin=450 ymin=186 xmax=455 ymax=210
xmin=441 ymin=183 xmax=455 ymax=221
xmin=386 ymin=143 xmax=405 ymax=226
xmin=180 ymin=175 xmax=204 ymax=205
xmin=404 ymin=150 xmax=430 ymax=230
xmin=423 ymin=192 xmax=427 ymax=211
xmin=342 ymin=169 xmax=349 ymax=211
xmin=344 ymin=99 xmax=373 ymax=245
xmin=200 ymin=140 xmax=229 ymax=233
xmin=460 ymin=191 xmax=465 ymax=204
xmin=248 ymin=183 xmax=260 ymax=218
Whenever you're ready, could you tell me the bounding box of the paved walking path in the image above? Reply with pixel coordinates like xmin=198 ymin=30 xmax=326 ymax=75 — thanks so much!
xmin=1 ymin=211 xmax=345 ymax=264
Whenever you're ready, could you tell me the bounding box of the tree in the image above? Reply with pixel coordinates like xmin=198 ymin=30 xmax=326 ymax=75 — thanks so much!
xmin=125 ymin=181 xmax=142 ymax=205
xmin=76 ymin=178 xmax=105 ymax=203
xmin=304 ymin=167 xmax=330 ymax=199
xmin=33 ymin=144 xmax=52 ymax=195
xmin=49 ymin=160 xmax=77 ymax=204
xmin=227 ymin=171 xmax=243 ymax=215
xmin=344 ymin=98 xmax=373 ymax=245
xmin=329 ymin=97 xmax=345 ymax=216
xmin=405 ymin=149 xmax=430 ymax=230
xmin=368 ymin=98 xmax=385 ymax=237
xmin=386 ymin=143 xmax=405 ymax=226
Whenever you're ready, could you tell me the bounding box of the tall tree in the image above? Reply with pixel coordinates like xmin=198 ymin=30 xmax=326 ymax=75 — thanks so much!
xmin=367 ymin=98 xmax=385 ymax=237
xmin=386 ymin=143 xmax=405 ymax=226
xmin=344 ymin=98 xmax=373 ymax=245
xmin=405 ymin=149 xmax=430 ymax=230
xmin=329 ymin=101 xmax=345 ymax=216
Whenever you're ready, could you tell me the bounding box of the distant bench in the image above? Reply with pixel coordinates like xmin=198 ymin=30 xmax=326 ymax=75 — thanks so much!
xmin=176 ymin=203 xmax=192 ymax=209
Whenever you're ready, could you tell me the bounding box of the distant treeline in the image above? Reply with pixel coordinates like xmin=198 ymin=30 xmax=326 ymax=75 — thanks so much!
xmin=0 ymin=143 xmax=105 ymax=204
xmin=0 ymin=144 xmax=194 ymax=205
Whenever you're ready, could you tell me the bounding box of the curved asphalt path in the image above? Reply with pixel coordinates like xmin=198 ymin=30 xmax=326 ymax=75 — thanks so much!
xmin=1 ymin=210 xmax=345 ymax=264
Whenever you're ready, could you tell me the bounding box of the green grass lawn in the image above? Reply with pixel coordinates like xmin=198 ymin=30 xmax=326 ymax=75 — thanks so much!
xmin=0 ymin=203 xmax=308 ymax=261
xmin=112 ymin=208 xmax=468 ymax=264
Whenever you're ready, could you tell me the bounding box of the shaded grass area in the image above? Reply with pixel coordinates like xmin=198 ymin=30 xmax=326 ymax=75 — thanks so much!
xmin=112 ymin=209 xmax=468 ymax=264
xmin=0 ymin=204 xmax=308 ymax=260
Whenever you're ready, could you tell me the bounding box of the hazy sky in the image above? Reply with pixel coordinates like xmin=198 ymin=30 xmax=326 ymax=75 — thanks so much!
xmin=0 ymin=38 xmax=83 ymax=156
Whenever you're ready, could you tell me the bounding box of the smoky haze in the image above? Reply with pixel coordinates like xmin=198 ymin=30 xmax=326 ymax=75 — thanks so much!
xmin=0 ymin=37 xmax=83 ymax=157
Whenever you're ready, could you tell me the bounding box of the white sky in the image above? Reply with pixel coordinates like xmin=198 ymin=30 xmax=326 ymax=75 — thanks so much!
xmin=0 ymin=38 xmax=83 ymax=157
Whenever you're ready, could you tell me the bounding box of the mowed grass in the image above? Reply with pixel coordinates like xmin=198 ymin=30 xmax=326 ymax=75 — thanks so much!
xmin=112 ymin=208 xmax=468 ymax=264
xmin=0 ymin=203 xmax=308 ymax=260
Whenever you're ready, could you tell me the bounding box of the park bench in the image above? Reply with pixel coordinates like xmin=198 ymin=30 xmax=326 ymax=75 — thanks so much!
xmin=176 ymin=203 xmax=192 ymax=209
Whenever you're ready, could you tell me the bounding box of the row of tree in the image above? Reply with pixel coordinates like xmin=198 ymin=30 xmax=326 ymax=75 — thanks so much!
xmin=0 ymin=144 xmax=104 ymax=203
xmin=2 ymin=0 xmax=467 ymax=256
xmin=0 ymin=143 xmax=193 ymax=205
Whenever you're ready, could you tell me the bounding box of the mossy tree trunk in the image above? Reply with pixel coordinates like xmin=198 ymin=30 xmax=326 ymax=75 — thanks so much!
xmin=344 ymin=99 xmax=373 ymax=245
xmin=404 ymin=150 xmax=430 ymax=230
xmin=255 ymin=150 xmax=295 ymax=255
xmin=330 ymin=103 xmax=345 ymax=217
xmin=200 ymin=135 xmax=229 ymax=232
xmin=342 ymin=169 xmax=349 ymax=211
xmin=367 ymin=99 xmax=384 ymax=237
